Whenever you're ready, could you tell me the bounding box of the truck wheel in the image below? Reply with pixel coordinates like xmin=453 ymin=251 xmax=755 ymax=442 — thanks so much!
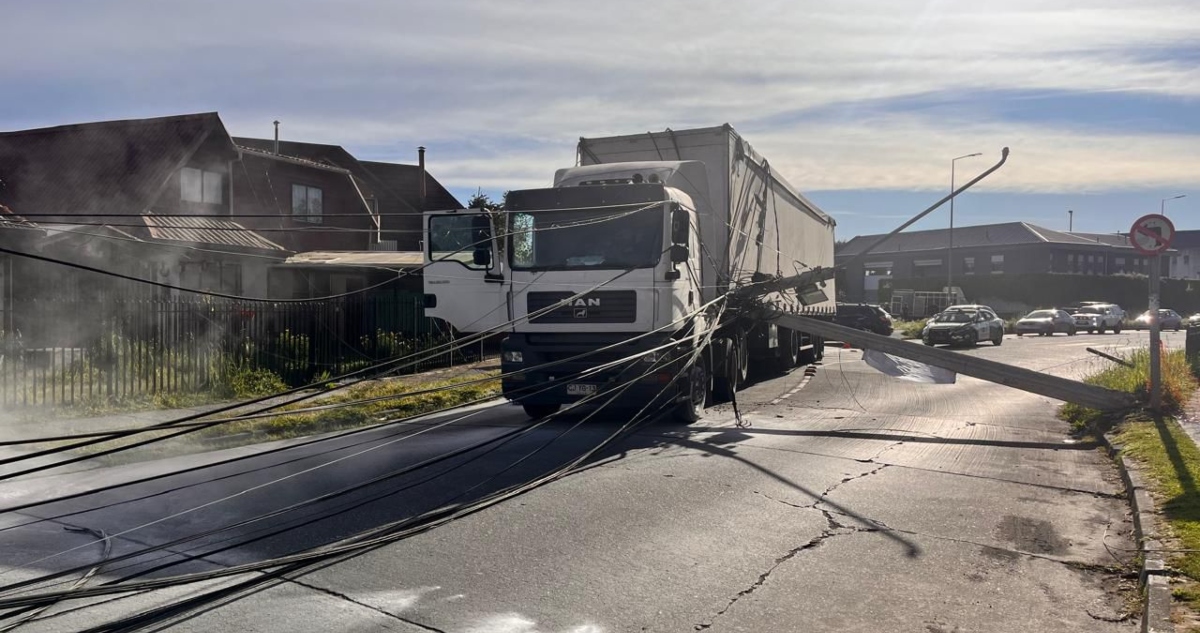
xmin=522 ymin=403 xmax=561 ymax=419
xmin=732 ymin=330 xmax=749 ymax=386
xmin=673 ymin=356 xmax=710 ymax=424
xmin=774 ymin=329 xmax=799 ymax=372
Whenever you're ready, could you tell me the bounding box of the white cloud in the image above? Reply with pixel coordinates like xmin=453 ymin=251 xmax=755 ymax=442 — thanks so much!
xmin=5 ymin=0 xmax=1200 ymax=193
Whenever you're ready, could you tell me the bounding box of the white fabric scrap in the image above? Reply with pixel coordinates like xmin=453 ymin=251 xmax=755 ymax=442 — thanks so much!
xmin=863 ymin=349 xmax=957 ymax=384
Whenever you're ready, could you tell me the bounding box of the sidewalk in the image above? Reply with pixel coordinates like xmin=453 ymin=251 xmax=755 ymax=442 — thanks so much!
xmin=0 ymin=358 xmax=500 ymax=474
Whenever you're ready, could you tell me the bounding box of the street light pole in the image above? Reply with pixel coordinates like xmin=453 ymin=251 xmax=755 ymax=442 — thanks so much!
xmin=1068 ymin=209 xmax=1073 ymax=232
xmin=948 ymin=152 xmax=982 ymax=296
xmin=1162 ymin=194 xmax=1187 ymax=216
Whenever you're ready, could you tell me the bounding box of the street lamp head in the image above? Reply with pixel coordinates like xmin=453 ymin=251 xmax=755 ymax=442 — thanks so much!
xmin=952 ymin=152 xmax=983 ymax=162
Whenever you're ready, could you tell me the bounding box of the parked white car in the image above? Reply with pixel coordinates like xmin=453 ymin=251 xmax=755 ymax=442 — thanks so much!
xmin=1072 ymin=304 xmax=1124 ymax=334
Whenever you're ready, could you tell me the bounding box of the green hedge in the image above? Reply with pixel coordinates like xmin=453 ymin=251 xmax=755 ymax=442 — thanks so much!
xmin=886 ymin=273 xmax=1200 ymax=317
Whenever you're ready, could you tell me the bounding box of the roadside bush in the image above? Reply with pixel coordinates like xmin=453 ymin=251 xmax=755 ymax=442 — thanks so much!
xmin=893 ymin=320 xmax=926 ymax=339
xmin=1060 ymin=349 xmax=1197 ymax=431
xmin=221 ymin=364 xmax=288 ymax=398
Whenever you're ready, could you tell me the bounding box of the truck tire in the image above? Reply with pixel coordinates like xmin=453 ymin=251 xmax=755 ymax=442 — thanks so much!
xmin=713 ymin=333 xmax=747 ymax=402
xmin=673 ymin=355 xmax=710 ymax=424
xmin=522 ymin=403 xmax=561 ymax=419
xmin=773 ymin=328 xmax=799 ymax=373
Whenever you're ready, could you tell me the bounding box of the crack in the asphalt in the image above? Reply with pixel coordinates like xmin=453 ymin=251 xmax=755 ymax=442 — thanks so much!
xmin=287 ymin=578 xmax=448 ymax=633
xmin=820 ymin=463 xmax=891 ymax=498
xmin=752 ymin=490 xmax=808 ymax=509
xmin=693 ymin=514 xmax=871 ymax=630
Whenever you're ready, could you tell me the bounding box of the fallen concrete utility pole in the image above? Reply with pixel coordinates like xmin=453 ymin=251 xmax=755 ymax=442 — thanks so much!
xmin=777 ymin=316 xmax=1136 ymax=412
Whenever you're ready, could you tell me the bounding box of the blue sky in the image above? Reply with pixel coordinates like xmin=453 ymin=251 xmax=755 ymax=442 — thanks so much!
xmin=3 ymin=0 xmax=1198 ymax=241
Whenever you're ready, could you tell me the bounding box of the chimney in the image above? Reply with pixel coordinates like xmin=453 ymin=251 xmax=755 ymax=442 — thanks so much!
xmin=418 ymin=146 xmax=427 ymax=210
xmin=273 ymin=120 xmax=280 ymax=154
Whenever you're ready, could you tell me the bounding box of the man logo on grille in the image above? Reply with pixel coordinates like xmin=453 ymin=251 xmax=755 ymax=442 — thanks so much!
xmin=574 ymin=307 xmax=588 ymax=318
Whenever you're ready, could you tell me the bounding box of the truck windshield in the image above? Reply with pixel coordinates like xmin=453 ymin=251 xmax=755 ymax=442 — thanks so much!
xmin=509 ymin=204 xmax=664 ymax=270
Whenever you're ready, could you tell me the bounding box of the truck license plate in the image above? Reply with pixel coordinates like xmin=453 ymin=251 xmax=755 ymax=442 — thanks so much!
xmin=566 ymin=383 xmax=598 ymax=396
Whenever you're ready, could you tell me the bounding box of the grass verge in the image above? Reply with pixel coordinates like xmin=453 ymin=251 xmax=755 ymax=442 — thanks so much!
xmin=1117 ymin=417 xmax=1200 ymax=609
xmin=1058 ymin=346 xmax=1200 ymax=609
xmin=1060 ymin=349 xmax=1196 ymax=433
xmin=62 ymin=368 xmax=501 ymax=466
xmin=196 ymin=370 xmax=502 ymax=444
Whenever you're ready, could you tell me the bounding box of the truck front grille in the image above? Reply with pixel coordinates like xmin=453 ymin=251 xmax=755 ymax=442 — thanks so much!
xmin=527 ymin=291 xmax=637 ymax=324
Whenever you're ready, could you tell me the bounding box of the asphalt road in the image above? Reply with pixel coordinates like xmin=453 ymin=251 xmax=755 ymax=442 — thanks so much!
xmin=1 ymin=330 xmax=1180 ymax=632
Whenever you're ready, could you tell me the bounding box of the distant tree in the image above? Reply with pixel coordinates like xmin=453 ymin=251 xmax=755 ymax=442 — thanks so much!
xmin=467 ymin=189 xmax=508 ymax=254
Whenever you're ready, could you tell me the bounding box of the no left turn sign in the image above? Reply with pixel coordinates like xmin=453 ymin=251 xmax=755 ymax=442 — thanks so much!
xmin=1130 ymin=214 xmax=1176 ymax=256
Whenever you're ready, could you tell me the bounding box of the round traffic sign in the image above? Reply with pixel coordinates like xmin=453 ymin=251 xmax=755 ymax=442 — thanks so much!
xmin=1130 ymin=214 xmax=1176 ymax=256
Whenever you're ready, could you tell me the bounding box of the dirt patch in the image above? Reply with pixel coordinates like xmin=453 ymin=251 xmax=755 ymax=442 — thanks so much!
xmin=995 ymin=514 xmax=1070 ymax=555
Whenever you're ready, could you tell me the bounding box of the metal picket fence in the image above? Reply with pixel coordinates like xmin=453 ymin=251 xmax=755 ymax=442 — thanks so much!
xmin=0 ymin=292 xmax=481 ymax=408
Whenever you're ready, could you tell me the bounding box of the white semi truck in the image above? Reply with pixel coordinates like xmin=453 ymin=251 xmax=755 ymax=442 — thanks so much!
xmin=421 ymin=125 xmax=836 ymax=422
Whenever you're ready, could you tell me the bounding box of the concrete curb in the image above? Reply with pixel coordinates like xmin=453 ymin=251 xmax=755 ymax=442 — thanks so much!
xmin=1099 ymin=431 xmax=1173 ymax=633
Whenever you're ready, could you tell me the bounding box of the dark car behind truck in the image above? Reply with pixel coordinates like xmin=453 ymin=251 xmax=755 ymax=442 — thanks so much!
xmin=835 ymin=304 xmax=894 ymax=336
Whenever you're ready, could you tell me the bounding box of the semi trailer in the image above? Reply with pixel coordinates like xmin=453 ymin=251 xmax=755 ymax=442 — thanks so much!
xmin=422 ymin=125 xmax=836 ymax=422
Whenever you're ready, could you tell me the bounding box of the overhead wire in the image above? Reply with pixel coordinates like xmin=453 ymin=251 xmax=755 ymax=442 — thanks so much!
xmin=0 ymin=195 xmax=733 ymax=623
xmin=0 ymin=236 xmax=663 ymax=478
xmin=0 ymin=307 xmax=723 ymax=625
xmin=0 ymin=201 xmax=658 ymax=304
xmin=0 ymin=291 xmax=724 ymax=546
xmin=0 ymin=262 xmax=644 ymax=482
xmin=0 ymin=297 xmax=728 ymax=624
xmin=0 ymin=249 xmax=709 ymax=521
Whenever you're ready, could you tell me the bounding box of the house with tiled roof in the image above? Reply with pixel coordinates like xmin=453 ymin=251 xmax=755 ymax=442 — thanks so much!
xmin=836 ymin=221 xmax=1169 ymax=302
xmin=233 ymin=137 xmax=463 ymax=251
xmin=0 ymin=112 xmax=419 ymax=313
xmin=0 ymin=113 xmax=298 ymax=310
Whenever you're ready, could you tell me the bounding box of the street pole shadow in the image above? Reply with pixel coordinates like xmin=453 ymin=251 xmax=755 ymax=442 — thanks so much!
xmin=643 ymin=429 xmax=921 ymax=558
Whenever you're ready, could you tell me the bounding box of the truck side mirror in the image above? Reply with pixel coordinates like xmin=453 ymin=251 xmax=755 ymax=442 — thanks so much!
xmin=669 ymin=244 xmax=689 ymax=264
xmin=671 ymin=208 xmax=689 ymax=245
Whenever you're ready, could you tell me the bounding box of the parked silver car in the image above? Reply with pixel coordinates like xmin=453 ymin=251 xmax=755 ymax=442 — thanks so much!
xmin=1015 ymin=309 xmax=1077 ymax=336
xmin=1134 ymin=309 xmax=1183 ymax=331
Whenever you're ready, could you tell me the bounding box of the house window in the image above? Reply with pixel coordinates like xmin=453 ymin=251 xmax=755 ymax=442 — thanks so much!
xmin=912 ymin=259 xmax=942 ymax=279
xmin=990 ymin=254 xmax=1004 ymax=274
xmin=963 ymin=257 xmax=975 ymax=275
xmin=221 ymin=263 xmax=242 ymax=295
xmin=181 ymin=167 xmax=223 ymax=204
xmin=292 ymin=185 xmax=323 ymax=223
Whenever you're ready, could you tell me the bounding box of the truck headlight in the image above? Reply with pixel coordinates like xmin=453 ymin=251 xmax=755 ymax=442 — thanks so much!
xmin=642 ymin=350 xmax=666 ymax=363
xmin=503 ymin=351 xmax=523 ymax=363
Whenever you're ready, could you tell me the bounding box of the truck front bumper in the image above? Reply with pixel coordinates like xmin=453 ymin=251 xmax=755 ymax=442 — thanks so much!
xmin=500 ymin=334 xmax=684 ymax=407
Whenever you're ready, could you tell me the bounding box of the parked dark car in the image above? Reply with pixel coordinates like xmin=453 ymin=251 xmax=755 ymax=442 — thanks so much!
xmin=1134 ymin=309 xmax=1184 ymax=331
xmin=1015 ymin=309 xmax=1077 ymax=337
xmin=835 ymin=303 xmax=894 ymax=336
